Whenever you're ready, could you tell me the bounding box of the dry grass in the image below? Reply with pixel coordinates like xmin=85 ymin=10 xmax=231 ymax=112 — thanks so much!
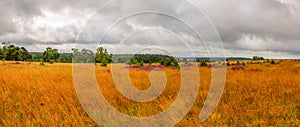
xmin=0 ymin=60 xmax=299 ymax=126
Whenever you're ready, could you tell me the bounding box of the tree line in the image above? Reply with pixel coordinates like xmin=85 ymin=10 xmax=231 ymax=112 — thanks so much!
xmin=0 ymin=42 xmax=179 ymax=67
xmin=1 ymin=42 xmax=270 ymax=68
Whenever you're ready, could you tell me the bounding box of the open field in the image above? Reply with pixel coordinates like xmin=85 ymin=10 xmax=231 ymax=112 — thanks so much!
xmin=0 ymin=60 xmax=299 ymax=126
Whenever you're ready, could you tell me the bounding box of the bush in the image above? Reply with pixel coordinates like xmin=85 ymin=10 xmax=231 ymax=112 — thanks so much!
xmin=242 ymin=62 xmax=246 ymax=66
xmin=131 ymin=58 xmax=138 ymax=65
xmin=49 ymin=60 xmax=54 ymax=64
xmin=163 ymin=59 xmax=171 ymax=66
xmin=101 ymin=59 xmax=107 ymax=67
xmin=270 ymin=60 xmax=275 ymax=64
xmin=174 ymin=61 xmax=180 ymax=69
xmin=200 ymin=60 xmax=207 ymax=66
xmin=148 ymin=61 xmax=153 ymax=66
xmin=40 ymin=60 xmax=45 ymax=66
xmin=138 ymin=60 xmax=144 ymax=67
xmin=159 ymin=60 xmax=164 ymax=65
xmin=125 ymin=59 xmax=131 ymax=65
xmin=227 ymin=62 xmax=230 ymax=66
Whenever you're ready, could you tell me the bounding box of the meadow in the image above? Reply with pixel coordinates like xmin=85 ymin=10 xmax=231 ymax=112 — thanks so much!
xmin=0 ymin=60 xmax=299 ymax=126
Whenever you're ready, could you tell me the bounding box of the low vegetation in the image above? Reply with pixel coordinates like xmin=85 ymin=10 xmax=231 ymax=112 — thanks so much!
xmin=0 ymin=60 xmax=299 ymax=126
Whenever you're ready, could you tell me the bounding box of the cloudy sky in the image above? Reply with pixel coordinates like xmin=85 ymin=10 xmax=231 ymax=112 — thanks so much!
xmin=0 ymin=0 xmax=299 ymax=59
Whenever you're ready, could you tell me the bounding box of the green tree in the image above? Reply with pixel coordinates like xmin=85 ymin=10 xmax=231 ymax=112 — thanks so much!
xmin=0 ymin=47 xmax=3 ymax=60
xmin=95 ymin=47 xmax=111 ymax=64
xmin=81 ymin=49 xmax=94 ymax=63
xmin=71 ymin=48 xmax=94 ymax=63
xmin=43 ymin=47 xmax=60 ymax=62
xmin=52 ymin=49 xmax=59 ymax=62
xmin=163 ymin=58 xmax=172 ymax=66
xmin=20 ymin=47 xmax=32 ymax=61
xmin=1 ymin=42 xmax=25 ymax=61
xmin=252 ymin=56 xmax=264 ymax=60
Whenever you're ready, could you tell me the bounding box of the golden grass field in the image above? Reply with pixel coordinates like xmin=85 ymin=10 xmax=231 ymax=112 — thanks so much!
xmin=0 ymin=60 xmax=299 ymax=126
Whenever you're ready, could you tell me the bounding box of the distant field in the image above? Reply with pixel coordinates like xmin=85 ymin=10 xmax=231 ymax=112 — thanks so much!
xmin=0 ymin=60 xmax=299 ymax=126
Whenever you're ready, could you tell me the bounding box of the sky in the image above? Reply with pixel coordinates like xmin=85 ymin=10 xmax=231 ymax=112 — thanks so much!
xmin=0 ymin=0 xmax=299 ymax=59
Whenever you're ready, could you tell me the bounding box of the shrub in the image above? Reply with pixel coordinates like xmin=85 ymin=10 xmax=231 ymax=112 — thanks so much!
xmin=159 ymin=60 xmax=164 ymax=65
xmin=242 ymin=62 xmax=246 ymax=66
xmin=270 ymin=60 xmax=275 ymax=64
xmin=227 ymin=62 xmax=230 ymax=66
xmin=101 ymin=59 xmax=107 ymax=67
xmin=125 ymin=59 xmax=131 ymax=65
xmin=138 ymin=60 xmax=144 ymax=67
xmin=40 ymin=60 xmax=45 ymax=66
xmin=200 ymin=60 xmax=207 ymax=66
xmin=49 ymin=60 xmax=54 ymax=64
xmin=148 ymin=61 xmax=153 ymax=66
xmin=131 ymin=58 xmax=138 ymax=65
xmin=163 ymin=58 xmax=172 ymax=66
xmin=174 ymin=61 xmax=180 ymax=69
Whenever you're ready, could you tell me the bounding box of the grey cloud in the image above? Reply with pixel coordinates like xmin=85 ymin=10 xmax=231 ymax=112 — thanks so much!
xmin=0 ymin=0 xmax=299 ymax=58
xmin=195 ymin=0 xmax=300 ymax=41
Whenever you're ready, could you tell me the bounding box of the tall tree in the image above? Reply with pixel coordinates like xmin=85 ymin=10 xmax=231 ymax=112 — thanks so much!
xmin=52 ymin=49 xmax=60 ymax=62
xmin=71 ymin=48 xmax=94 ymax=63
xmin=43 ymin=47 xmax=60 ymax=62
xmin=1 ymin=42 xmax=25 ymax=61
xmin=95 ymin=47 xmax=111 ymax=63
xmin=20 ymin=47 xmax=32 ymax=61
xmin=0 ymin=46 xmax=3 ymax=60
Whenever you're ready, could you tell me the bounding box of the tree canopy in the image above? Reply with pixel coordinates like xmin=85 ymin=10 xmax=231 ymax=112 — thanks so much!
xmin=0 ymin=42 xmax=31 ymax=61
